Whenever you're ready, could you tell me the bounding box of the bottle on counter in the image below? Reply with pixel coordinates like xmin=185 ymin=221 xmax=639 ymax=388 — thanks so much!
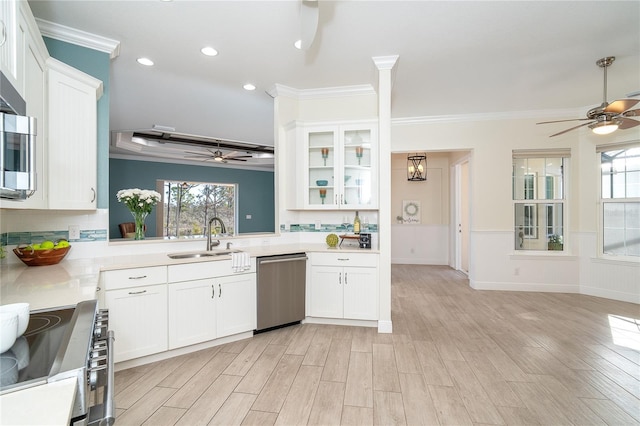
xmin=353 ymin=211 xmax=361 ymax=234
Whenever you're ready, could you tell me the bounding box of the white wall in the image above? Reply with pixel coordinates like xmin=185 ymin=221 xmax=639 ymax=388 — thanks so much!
xmin=391 ymin=114 xmax=640 ymax=303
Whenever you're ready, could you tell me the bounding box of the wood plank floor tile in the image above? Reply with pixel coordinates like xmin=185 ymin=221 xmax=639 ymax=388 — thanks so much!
xmin=495 ymin=406 xmax=541 ymax=425
xmin=235 ymin=344 xmax=287 ymax=394
xmin=398 ymin=373 xmax=439 ymax=425
xmin=428 ymin=384 xmax=474 ymax=425
xmin=344 ymin=351 xmax=374 ymax=408
xmin=321 ymin=338 xmax=351 ymax=383
xmin=157 ymin=346 xmax=220 ymax=389
xmin=116 ymin=357 xmax=185 ymax=410
xmin=413 ymin=340 xmax=453 ymax=386
xmin=209 ymin=392 xmax=257 ymax=426
xmin=141 ymin=406 xmax=186 ymax=426
xmin=580 ymin=397 xmax=640 ymax=425
xmin=116 ymin=386 xmax=176 ymax=426
xmin=175 ymin=374 xmax=241 ymax=426
xmin=373 ymin=391 xmax=406 ymax=425
xmin=307 ymin=381 xmax=345 ymax=426
xmin=393 ymin=341 xmax=422 ymax=374
xmin=163 ymin=351 xmax=237 ymax=409
xmin=372 ymin=343 xmax=401 ymax=392
xmin=275 ymin=365 xmax=322 ymax=425
xmin=340 ymin=406 xmax=373 ymax=426
xmin=241 ymin=410 xmax=278 ymax=425
xmin=250 ymin=354 xmax=304 ymax=413
xmin=223 ymin=336 xmax=270 ymax=376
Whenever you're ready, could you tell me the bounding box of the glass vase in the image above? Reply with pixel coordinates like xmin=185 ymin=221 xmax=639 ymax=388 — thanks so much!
xmin=131 ymin=211 xmax=148 ymax=240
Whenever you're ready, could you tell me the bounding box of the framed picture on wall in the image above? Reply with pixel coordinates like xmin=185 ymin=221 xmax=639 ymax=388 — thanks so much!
xmin=402 ymin=200 xmax=421 ymax=224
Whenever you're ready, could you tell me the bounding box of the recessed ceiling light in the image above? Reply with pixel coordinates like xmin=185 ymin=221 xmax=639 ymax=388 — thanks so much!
xmin=137 ymin=57 xmax=154 ymax=66
xmin=201 ymin=46 xmax=218 ymax=57
xmin=243 ymin=83 xmax=256 ymax=91
xmin=294 ymin=40 xmax=302 ymax=49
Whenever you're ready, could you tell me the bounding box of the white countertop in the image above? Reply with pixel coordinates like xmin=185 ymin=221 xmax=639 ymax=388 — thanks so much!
xmin=0 ymin=378 xmax=77 ymax=425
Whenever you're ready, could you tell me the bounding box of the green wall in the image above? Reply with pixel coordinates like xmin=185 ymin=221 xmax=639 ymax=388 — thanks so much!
xmin=43 ymin=37 xmax=110 ymax=209
xmin=110 ymin=159 xmax=275 ymax=238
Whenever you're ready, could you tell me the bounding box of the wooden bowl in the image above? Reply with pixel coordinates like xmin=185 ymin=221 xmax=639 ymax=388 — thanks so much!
xmin=13 ymin=245 xmax=71 ymax=266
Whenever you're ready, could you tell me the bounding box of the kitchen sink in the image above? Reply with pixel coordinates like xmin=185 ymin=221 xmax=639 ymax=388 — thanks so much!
xmin=167 ymin=249 xmax=239 ymax=259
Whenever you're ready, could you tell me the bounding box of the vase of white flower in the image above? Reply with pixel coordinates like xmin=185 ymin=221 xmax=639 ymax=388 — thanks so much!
xmin=116 ymin=188 xmax=162 ymax=240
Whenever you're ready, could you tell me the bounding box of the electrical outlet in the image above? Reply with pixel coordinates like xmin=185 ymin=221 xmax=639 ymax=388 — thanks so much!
xmin=246 ymin=214 xmax=252 ymax=219
xmin=285 ymin=221 xmax=290 ymax=231
xmin=315 ymin=220 xmax=321 ymax=230
xmin=514 ymin=267 xmax=520 ymax=276
xmin=68 ymin=225 xmax=80 ymax=240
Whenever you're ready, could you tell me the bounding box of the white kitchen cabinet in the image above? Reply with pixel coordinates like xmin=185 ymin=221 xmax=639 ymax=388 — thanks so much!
xmin=47 ymin=57 xmax=102 ymax=210
xmin=105 ymin=284 xmax=168 ymax=363
xmin=308 ymin=252 xmax=378 ymax=320
xmin=0 ymin=0 xmax=20 ymax=91
xmin=167 ymin=259 xmax=256 ymax=350
xmin=102 ymin=266 xmax=168 ymax=362
xmin=216 ymin=273 xmax=256 ymax=338
xmin=168 ymin=278 xmax=216 ymax=349
xmin=290 ymin=121 xmax=378 ymax=210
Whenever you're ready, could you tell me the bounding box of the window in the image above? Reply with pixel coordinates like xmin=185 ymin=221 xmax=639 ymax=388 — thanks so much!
xmin=600 ymin=145 xmax=640 ymax=258
xmin=158 ymin=180 xmax=236 ymax=238
xmin=513 ymin=154 xmax=566 ymax=251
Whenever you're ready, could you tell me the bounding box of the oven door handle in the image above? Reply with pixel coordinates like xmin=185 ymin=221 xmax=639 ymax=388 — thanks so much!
xmin=88 ymin=330 xmax=115 ymax=426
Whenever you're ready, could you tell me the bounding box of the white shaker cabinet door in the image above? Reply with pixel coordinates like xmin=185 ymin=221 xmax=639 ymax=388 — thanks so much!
xmin=216 ymin=273 xmax=256 ymax=338
xmin=47 ymin=58 xmax=102 ymax=210
xmin=168 ymin=279 xmax=217 ymax=350
xmin=309 ymin=266 xmax=344 ymax=319
xmin=105 ymin=284 xmax=168 ymax=363
xmin=342 ymin=266 xmax=378 ymax=320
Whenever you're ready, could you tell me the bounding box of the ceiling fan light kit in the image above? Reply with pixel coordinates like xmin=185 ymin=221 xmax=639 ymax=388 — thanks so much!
xmin=537 ymin=56 xmax=640 ymax=137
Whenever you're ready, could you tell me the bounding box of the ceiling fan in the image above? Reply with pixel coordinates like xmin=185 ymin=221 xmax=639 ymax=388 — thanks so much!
xmin=537 ymin=57 xmax=640 ymax=137
xmin=184 ymin=148 xmax=252 ymax=163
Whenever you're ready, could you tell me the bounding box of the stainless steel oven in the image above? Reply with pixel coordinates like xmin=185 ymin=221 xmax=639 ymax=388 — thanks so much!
xmin=0 ymin=300 xmax=115 ymax=425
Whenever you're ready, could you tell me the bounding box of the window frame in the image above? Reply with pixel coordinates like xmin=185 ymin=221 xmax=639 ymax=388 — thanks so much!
xmin=512 ymin=153 xmax=568 ymax=253
xmin=598 ymin=144 xmax=640 ymax=261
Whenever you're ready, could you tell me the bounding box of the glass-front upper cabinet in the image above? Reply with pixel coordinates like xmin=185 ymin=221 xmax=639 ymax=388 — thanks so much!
xmin=302 ymin=121 xmax=377 ymax=210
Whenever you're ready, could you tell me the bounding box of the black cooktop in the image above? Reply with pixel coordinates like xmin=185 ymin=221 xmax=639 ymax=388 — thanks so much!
xmin=0 ymin=306 xmax=75 ymax=392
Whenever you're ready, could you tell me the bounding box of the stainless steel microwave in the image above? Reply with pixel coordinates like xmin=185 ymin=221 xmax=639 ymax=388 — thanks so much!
xmin=1 ymin=72 xmax=37 ymax=200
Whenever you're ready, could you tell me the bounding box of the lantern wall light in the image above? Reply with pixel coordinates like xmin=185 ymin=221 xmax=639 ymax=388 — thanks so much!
xmin=407 ymin=153 xmax=427 ymax=181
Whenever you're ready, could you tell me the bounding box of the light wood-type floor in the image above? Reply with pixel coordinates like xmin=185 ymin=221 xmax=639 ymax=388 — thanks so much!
xmin=113 ymin=265 xmax=640 ymax=425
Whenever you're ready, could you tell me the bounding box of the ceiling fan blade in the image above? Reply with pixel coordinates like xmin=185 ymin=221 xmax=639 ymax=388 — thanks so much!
xmin=537 ymin=118 xmax=591 ymax=125
xmin=604 ymin=99 xmax=640 ymax=114
xmin=617 ymin=117 xmax=640 ymax=130
xmin=548 ymin=121 xmax=594 ymax=138
xmin=226 ymin=157 xmax=248 ymax=162
xmin=622 ymin=108 xmax=640 ymax=118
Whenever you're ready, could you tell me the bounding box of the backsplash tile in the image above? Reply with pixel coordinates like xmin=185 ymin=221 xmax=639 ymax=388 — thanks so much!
xmin=1 ymin=229 xmax=107 ymax=246
xmin=281 ymin=223 xmax=378 ymax=233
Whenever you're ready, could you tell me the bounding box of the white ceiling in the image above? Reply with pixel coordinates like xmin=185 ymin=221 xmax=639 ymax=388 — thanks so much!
xmin=28 ymin=0 xmax=640 ymax=149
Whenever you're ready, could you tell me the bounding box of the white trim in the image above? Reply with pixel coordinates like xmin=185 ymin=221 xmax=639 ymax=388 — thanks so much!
xmin=109 ymin=152 xmax=274 ymax=173
xmin=392 ymin=107 xmax=582 ymax=126
xmin=36 ymin=18 xmax=121 ymax=59
xmin=470 ymin=280 xmax=579 ymax=293
xmin=580 ymin=285 xmax=640 ymax=304
xmin=372 ymin=55 xmax=399 ymax=71
xmin=302 ymin=317 xmax=378 ymax=328
xmin=377 ymin=320 xmax=393 ymax=334
xmin=267 ymin=83 xmax=376 ymax=100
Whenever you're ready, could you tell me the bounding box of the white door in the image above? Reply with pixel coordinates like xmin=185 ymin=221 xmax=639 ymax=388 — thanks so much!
xmin=309 ymin=266 xmax=343 ymax=318
xmin=343 ymin=266 xmax=378 ymax=320
xmin=455 ymin=160 xmax=470 ymax=274
xmin=168 ymin=279 xmax=217 ymax=349
xmin=216 ymin=273 xmax=256 ymax=338
xmin=105 ymin=284 xmax=168 ymax=362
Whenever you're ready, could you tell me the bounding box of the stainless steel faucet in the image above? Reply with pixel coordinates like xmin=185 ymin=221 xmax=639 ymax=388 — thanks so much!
xmin=206 ymin=217 xmax=227 ymax=250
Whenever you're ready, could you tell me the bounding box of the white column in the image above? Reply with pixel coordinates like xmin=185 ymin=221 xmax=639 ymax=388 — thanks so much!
xmin=373 ymin=55 xmax=398 ymax=333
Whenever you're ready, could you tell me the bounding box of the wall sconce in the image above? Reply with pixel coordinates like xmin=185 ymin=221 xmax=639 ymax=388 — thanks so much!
xmin=407 ymin=153 xmax=427 ymax=181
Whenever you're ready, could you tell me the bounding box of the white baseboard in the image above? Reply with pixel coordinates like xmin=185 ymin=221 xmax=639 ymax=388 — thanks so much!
xmin=377 ymin=320 xmax=393 ymax=333
xmin=470 ymin=280 xmax=579 ymax=293
xmin=580 ymin=285 xmax=640 ymax=304
xmin=303 ymin=317 xmax=378 ymax=328
xmin=391 ymin=258 xmax=448 ymax=265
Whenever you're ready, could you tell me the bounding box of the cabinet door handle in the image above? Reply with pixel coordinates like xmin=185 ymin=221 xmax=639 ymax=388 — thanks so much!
xmin=128 ymin=290 xmax=147 ymax=295
xmin=219 ymin=283 xmax=222 ymax=298
xmin=0 ymin=21 xmax=5 ymax=47
xmin=345 ymin=272 xmax=348 ymax=285
xmin=340 ymin=194 xmax=344 ymax=205
xmin=337 ymin=258 xmax=350 ymax=261
xmin=211 ymin=284 xmax=215 ymax=299
xmin=128 ymin=275 xmax=147 ymax=280
xmin=335 ymin=194 xmax=338 ymax=205
xmin=339 ymin=272 xmax=342 ymax=284
xmin=90 ymin=187 xmax=96 ymax=203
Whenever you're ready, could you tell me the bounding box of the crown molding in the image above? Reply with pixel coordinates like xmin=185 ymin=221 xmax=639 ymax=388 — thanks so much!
xmin=268 ymin=84 xmax=376 ymax=100
xmin=372 ymin=55 xmax=399 ymax=71
xmin=392 ymin=107 xmax=584 ymax=125
xmin=36 ymin=19 xmax=121 ymax=59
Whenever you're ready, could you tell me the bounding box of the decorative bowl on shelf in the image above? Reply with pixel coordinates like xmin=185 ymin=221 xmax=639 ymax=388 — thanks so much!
xmin=316 ymin=180 xmax=328 ymax=186
xmin=13 ymin=241 xmax=71 ymax=266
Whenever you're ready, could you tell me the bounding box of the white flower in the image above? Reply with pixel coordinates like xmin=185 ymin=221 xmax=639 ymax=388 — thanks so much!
xmin=116 ymin=188 xmax=161 ymax=214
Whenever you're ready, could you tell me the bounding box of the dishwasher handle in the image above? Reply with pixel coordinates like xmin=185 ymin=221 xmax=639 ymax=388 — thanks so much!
xmin=258 ymin=256 xmax=308 ymax=265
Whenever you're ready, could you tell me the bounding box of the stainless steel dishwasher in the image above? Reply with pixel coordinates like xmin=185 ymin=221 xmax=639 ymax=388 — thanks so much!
xmin=256 ymin=253 xmax=307 ymax=332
